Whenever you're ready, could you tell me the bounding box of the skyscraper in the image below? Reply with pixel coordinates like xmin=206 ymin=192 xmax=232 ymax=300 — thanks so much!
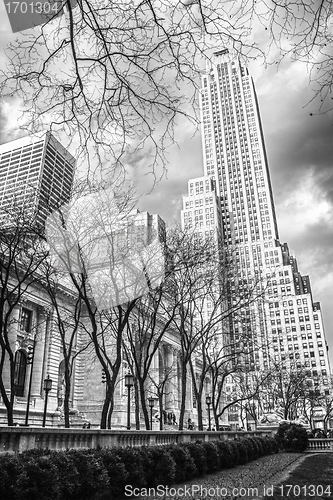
xmin=0 ymin=132 xmax=75 ymax=227
xmin=182 ymin=48 xmax=331 ymax=407
xmin=201 ymin=48 xmax=278 ymax=259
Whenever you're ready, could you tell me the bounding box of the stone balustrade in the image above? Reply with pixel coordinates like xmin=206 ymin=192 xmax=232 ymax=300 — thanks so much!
xmin=307 ymin=438 xmax=333 ymax=452
xmin=0 ymin=427 xmax=273 ymax=454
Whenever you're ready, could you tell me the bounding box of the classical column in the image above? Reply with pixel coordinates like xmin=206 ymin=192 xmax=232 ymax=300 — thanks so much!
xmin=185 ymin=371 xmax=192 ymax=412
xmin=165 ymin=345 xmax=176 ymax=412
xmin=31 ymin=306 xmax=51 ymax=399
xmin=151 ymin=350 xmax=159 ymax=387
xmin=3 ymin=305 xmax=21 ymax=391
xmin=174 ymin=350 xmax=180 ymax=410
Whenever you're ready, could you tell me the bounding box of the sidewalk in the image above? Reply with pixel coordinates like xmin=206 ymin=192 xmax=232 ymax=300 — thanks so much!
xmin=139 ymin=452 xmax=305 ymax=499
xmin=261 ymin=452 xmax=333 ymax=500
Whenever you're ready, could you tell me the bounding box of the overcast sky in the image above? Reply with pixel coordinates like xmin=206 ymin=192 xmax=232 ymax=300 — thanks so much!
xmin=1 ymin=6 xmax=333 ymax=363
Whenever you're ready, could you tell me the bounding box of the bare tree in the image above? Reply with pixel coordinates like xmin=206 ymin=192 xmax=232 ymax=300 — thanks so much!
xmin=0 ymin=201 xmax=48 ymax=425
xmin=37 ymin=261 xmax=91 ymax=427
xmin=176 ymin=237 xmax=268 ymax=430
xmin=209 ymin=344 xmax=269 ymax=430
xmin=299 ymin=375 xmax=333 ymax=431
xmin=122 ymin=287 xmax=176 ymax=430
xmin=45 ymin=182 xmax=166 ymax=427
xmin=320 ymin=396 xmax=333 ymax=433
xmin=0 ymin=0 xmax=271 ymax=175
xmin=159 ymin=227 xmax=223 ymax=430
xmin=261 ymin=0 xmax=333 ymax=111
xmin=148 ymin=350 xmax=177 ymax=430
xmin=264 ymin=362 xmax=311 ymax=421
xmin=1 ymin=0 xmax=331 ymax=174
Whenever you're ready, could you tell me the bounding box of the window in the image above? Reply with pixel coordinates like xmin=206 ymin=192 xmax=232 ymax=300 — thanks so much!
xmin=14 ymin=350 xmax=27 ymax=397
xmin=20 ymin=308 xmax=32 ymax=333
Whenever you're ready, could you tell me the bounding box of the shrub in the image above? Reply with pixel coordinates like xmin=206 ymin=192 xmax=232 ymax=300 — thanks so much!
xmin=96 ymin=449 xmax=129 ymax=500
xmin=48 ymin=451 xmax=80 ymax=500
xmin=201 ymin=442 xmax=220 ymax=472
xmin=136 ymin=446 xmax=154 ymax=486
xmin=0 ymin=433 xmax=281 ymax=499
xmin=275 ymin=422 xmax=291 ymax=449
xmin=234 ymin=439 xmax=249 ymax=465
xmin=0 ymin=454 xmax=22 ymax=500
xmin=253 ymin=437 xmax=265 ymax=457
xmin=20 ymin=448 xmax=51 ymax=459
xmin=14 ymin=454 xmax=61 ymax=500
xmin=243 ymin=438 xmax=258 ymax=460
xmin=115 ymin=447 xmax=147 ymax=489
xmin=215 ymin=440 xmax=234 ymax=469
xmin=183 ymin=442 xmax=207 ymax=476
xmin=275 ymin=423 xmax=309 ymax=452
xmin=270 ymin=435 xmax=280 ymax=454
xmin=260 ymin=436 xmax=279 ymax=455
xmin=67 ymin=450 xmax=109 ymax=500
xmin=148 ymin=446 xmax=176 ymax=486
xmin=228 ymin=440 xmax=240 ymax=466
xmin=167 ymin=444 xmax=197 ymax=482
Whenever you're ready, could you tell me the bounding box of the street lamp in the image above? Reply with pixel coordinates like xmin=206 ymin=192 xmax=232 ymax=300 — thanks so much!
xmin=206 ymin=395 xmax=212 ymax=431
xmin=42 ymin=374 xmax=53 ymax=427
xmin=124 ymin=373 xmax=134 ymax=430
xmin=148 ymin=396 xmax=155 ymax=430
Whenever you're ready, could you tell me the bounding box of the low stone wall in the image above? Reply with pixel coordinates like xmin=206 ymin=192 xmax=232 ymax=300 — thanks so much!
xmin=307 ymin=438 xmax=333 ymax=452
xmin=0 ymin=427 xmax=273 ymax=454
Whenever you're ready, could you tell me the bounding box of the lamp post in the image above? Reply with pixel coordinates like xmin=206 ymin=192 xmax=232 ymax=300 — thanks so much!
xmin=25 ymin=341 xmax=35 ymax=426
xmin=206 ymin=395 xmax=212 ymax=431
xmin=124 ymin=373 xmax=134 ymax=430
xmin=148 ymin=396 xmax=155 ymax=430
xmin=42 ymin=374 xmax=53 ymax=427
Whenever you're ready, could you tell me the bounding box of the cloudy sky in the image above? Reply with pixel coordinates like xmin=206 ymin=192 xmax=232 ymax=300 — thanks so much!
xmin=1 ymin=5 xmax=333 ymax=362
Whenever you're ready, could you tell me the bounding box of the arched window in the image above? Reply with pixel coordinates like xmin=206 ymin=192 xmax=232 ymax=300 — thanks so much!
xmin=14 ymin=350 xmax=27 ymax=397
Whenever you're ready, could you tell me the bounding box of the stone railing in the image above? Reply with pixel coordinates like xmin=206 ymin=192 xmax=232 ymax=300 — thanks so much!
xmin=307 ymin=438 xmax=333 ymax=452
xmin=0 ymin=427 xmax=273 ymax=454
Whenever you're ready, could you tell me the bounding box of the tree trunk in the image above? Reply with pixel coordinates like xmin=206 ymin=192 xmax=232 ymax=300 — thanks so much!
xmin=178 ymin=364 xmax=187 ymax=430
xmin=134 ymin=380 xmax=141 ymax=430
xmin=159 ymin=396 xmax=164 ymax=431
xmin=107 ymin=382 xmax=116 ymax=429
xmin=138 ymin=379 xmax=150 ymax=429
xmin=64 ymin=364 xmax=71 ymax=428
xmin=197 ymin=396 xmax=204 ymax=430
xmin=0 ymin=377 xmax=14 ymax=426
xmin=100 ymin=387 xmax=110 ymax=429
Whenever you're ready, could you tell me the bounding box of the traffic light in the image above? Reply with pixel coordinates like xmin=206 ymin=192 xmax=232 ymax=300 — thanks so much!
xmin=27 ymin=346 xmax=34 ymax=365
xmin=101 ymin=369 xmax=106 ymax=383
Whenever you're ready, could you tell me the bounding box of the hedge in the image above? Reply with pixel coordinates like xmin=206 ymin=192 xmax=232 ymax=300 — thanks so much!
xmin=275 ymin=422 xmax=309 ymax=452
xmin=0 ymin=436 xmax=278 ymax=499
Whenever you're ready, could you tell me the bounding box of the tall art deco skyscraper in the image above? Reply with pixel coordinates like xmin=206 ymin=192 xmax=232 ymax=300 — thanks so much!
xmin=181 ymin=49 xmax=331 ymax=397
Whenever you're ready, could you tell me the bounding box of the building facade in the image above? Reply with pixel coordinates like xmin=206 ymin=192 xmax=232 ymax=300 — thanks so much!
xmin=0 ymin=132 xmax=75 ymax=227
xmin=181 ymin=48 xmax=331 ymax=427
xmin=0 ymin=132 xmax=78 ymax=426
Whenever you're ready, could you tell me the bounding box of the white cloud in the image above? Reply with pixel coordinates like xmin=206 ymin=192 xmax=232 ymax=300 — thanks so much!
xmin=278 ymin=171 xmax=332 ymax=237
